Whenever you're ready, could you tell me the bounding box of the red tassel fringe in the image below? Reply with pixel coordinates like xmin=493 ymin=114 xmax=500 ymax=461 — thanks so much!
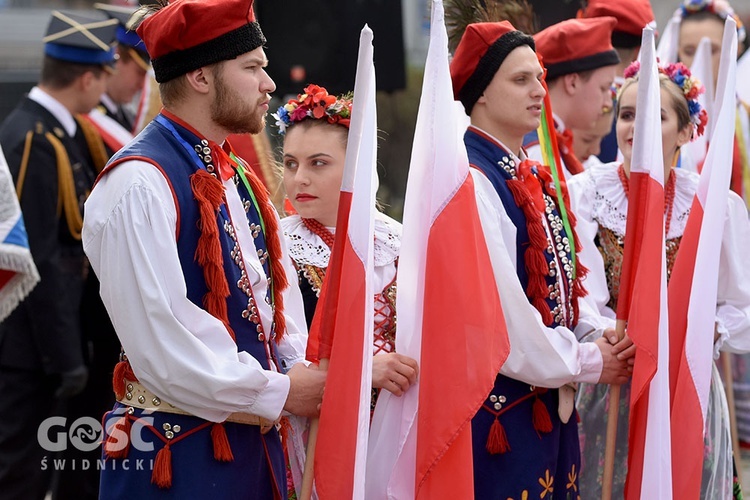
xmin=151 ymin=443 xmax=172 ymax=489
xmin=556 ymin=177 xmax=589 ymax=325
xmin=112 ymin=361 xmax=137 ymax=400
xmin=103 ymin=414 xmax=131 ymax=459
xmin=505 ymin=169 xmax=592 ymax=327
xmin=486 ymin=417 xmax=510 ymax=454
xmin=191 ymin=170 xmax=236 ymax=342
xmin=211 ymin=422 xmax=234 ymax=462
xmin=239 ymin=164 xmax=289 ymax=342
xmin=532 ymin=397 xmax=553 ymax=434
xmin=507 ymin=179 xmax=554 ymax=325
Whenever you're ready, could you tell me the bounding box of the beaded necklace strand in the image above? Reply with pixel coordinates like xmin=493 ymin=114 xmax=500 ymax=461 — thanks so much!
xmin=617 ymin=164 xmax=677 ymax=237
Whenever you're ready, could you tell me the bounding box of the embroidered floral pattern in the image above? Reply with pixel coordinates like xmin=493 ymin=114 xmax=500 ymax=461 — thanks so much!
xmin=538 ymin=469 xmax=554 ymax=498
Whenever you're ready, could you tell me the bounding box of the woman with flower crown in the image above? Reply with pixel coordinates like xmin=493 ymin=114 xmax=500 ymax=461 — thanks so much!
xmin=569 ymin=61 xmax=750 ymax=499
xmin=273 ymin=84 xmax=419 ymax=406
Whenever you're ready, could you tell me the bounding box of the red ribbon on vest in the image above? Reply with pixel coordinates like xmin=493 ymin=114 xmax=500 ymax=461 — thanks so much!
xmin=555 ymin=129 xmax=585 ymax=176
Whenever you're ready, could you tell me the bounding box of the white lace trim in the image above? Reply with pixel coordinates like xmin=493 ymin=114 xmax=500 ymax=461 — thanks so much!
xmin=280 ymin=213 xmax=401 ymax=268
xmin=576 ymin=162 xmax=697 ymax=240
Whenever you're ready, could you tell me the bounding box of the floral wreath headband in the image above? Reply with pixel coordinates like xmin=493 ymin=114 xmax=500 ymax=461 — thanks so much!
xmin=679 ymin=0 xmax=746 ymax=42
xmin=622 ymin=61 xmax=709 ymax=139
xmin=272 ymin=84 xmax=353 ymax=135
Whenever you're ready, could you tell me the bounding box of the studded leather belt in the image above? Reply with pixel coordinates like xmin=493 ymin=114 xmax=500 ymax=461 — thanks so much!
xmin=118 ymin=380 xmax=274 ymax=427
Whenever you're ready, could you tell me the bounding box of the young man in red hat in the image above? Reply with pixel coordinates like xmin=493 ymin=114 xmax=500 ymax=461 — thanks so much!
xmin=82 ymin=0 xmax=325 ymax=497
xmin=450 ymin=20 xmax=630 ymax=499
xmin=523 ymin=17 xmax=620 ymax=178
xmin=577 ymin=0 xmax=656 ymax=163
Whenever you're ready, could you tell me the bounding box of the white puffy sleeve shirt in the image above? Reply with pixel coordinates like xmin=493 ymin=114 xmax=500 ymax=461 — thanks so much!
xmin=568 ymin=163 xmax=750 ymax=357
xmin=82 ymin=160 xmax=308 ymax=423
xmin=470 ymin=165 xmax=604 ymax=387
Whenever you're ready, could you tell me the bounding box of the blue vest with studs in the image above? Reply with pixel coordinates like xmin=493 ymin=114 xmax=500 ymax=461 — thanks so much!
xmin=109 ymin=115 xmax=280 ymax=367
xmin=101 ymin=114 xmax=287 ymax=498
xmin=464 ymin=127 xmax=581 ymax=500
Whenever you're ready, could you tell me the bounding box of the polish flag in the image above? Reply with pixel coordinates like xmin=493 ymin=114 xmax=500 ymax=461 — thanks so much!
xmin=619 ymin=28 xmax=673 ymax=500
xmin=365 ymin=1 xmax=508 ymax=498
xmin=0 ymin=145 xmax=39 ymax=322
xmin=668 ymin=18 xmax=737 ymax=500
xmin=309 ymin=25 xmax=377 ymax=500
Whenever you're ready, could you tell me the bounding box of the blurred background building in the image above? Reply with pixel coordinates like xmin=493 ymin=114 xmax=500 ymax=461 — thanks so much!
xmin=1 ymin=0 xmax=749 ymax=213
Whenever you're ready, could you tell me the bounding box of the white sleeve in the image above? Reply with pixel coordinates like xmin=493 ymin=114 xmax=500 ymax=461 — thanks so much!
xmin=568 ymin=173 xmax=617 ymax=343
xmin=525 ymin=143 xmax=543 ymax=163
xmin=470 ymin=168 xmax=603 ymax=387
xmin=273 ymin=209 xmax=309 ymax=370
xmin=714 ymin=192 xmax=750 ymax=355
xmin=82 ymin=161 xmax=296 ymax=422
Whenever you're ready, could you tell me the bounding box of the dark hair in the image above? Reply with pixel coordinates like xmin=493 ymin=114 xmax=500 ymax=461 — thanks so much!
xmin=682 ymin=10 xmax=724 ymax=26
xmin=284 ymin=117 xmax=349 ymax=147
xmin=40 ymin=56 xmax=106 ymax=90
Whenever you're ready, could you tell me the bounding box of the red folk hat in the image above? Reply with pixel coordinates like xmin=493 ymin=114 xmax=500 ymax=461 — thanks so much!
xmin=136 ymin=0 xmax=265 ymax=83
xmin=450 ymin=21 xmax=535 ymax=115
xmin=534 ymin=17 xmax=620 ymax=80
xmin=578 ymin=0 xmax=656 ymax=48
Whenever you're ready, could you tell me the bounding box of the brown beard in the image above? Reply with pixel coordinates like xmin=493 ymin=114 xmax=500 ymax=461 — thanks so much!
xmin=210 ymin=67 xmax=266 ymax=135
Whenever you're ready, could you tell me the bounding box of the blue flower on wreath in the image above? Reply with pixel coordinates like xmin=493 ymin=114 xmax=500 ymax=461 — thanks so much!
xmin=272 ymin=106 xmax=291 ymax=135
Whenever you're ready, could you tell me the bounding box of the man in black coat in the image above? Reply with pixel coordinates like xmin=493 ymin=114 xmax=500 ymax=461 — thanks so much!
xmin=0 ymin=10 xmax=116 ymax=500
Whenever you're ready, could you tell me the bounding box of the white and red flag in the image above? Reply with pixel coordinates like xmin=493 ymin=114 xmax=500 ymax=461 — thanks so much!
xmin=619 ymin=27 xmax=673 ymax=500
xmin=365 ymin=0 xmax=508 ymax=498
xmin=667 ymin=17 xmax=738 ymax=500
xmin=81 ymin=107 xmax=134 ymax=154
xmin=0 ymin=145 xmax=39 ymax=322
xmin=307 ymin=25 xmax=377 ymax=500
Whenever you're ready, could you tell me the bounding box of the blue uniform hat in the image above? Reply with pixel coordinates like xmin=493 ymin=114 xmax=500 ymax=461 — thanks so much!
xmin=43 ymin=10 xmax=118 ymax=66
xmin=94 ymin=3 xmax=151 ymax=69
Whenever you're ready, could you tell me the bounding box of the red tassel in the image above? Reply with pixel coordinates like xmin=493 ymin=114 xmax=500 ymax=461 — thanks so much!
xmin=238 ymin=161 xmax=289 ymax=342
xmin=151 ymin=443 xmax=172 ymax=489
xmin=211 ymin=422 xmax=234 ymax=462
xmin=103 ymin=414 xmax=131 ymax=459
xmin=190 ymin=170 xmax=235 ymax=342
xmin=532 ymin=397 xmax=553 ymax=434
xmin=486 ymin=417 xmax=510 ymax=454
xmin=112 ymin=361 xmax=137 ymax=400
xmin=507 ymin=179 xmax=556 ymax=326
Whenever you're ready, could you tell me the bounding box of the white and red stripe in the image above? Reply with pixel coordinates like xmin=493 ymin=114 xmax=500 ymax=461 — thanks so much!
xmin=310 ymin=25 xmax=377 ymax=500
xmin=82 ymin=107 xmax=133 ymax=153
xmin=668 ymin=18 xmax=738 ymax=500
xmin=620 ymin=28 xmax=673 ymax=500
xmin=365 ymin=1 xmax=508 ymax=498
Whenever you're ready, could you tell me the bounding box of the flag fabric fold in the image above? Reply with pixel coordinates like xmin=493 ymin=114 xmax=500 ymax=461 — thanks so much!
xmin=81 ymin=108 xmax=134 ymax=154
xmin=667 ymin=18 xmax=738 ymax=500
xmin=310 ymin=25 xmax=377 ymax=500
xmin=619 ymin=28 xmax=673 ymax=500
xmin=0 ymin=145 xmax=39 ymax=322
xmin=681 ymin=36 xmax=714 ymax=171
xmin=365 ymin=1 xmax=508 ymax=498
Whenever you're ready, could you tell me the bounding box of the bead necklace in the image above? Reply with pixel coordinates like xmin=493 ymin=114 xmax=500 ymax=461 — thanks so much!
xmin=302 ymin=218 xmax=335 ymax=249
xmin=617 ymin=165 xmax=677 ymax=237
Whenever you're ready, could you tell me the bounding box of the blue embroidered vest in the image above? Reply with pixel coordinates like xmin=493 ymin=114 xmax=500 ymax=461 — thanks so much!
xmin=464 ymin=127 xmax=581 ymax=500
xmin=109 ymin=115 xmax=279 ymax=367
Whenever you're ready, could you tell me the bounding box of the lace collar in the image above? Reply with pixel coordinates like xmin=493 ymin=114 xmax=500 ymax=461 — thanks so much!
xmin=281 ymin=212 xmax=401 ymax=268
xmin=572 ymin=162 xmax=697 ymax=239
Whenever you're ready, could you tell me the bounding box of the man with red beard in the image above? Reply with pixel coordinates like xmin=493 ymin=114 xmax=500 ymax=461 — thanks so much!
xmin=81 ymin=0 xmax=325 ymax=497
